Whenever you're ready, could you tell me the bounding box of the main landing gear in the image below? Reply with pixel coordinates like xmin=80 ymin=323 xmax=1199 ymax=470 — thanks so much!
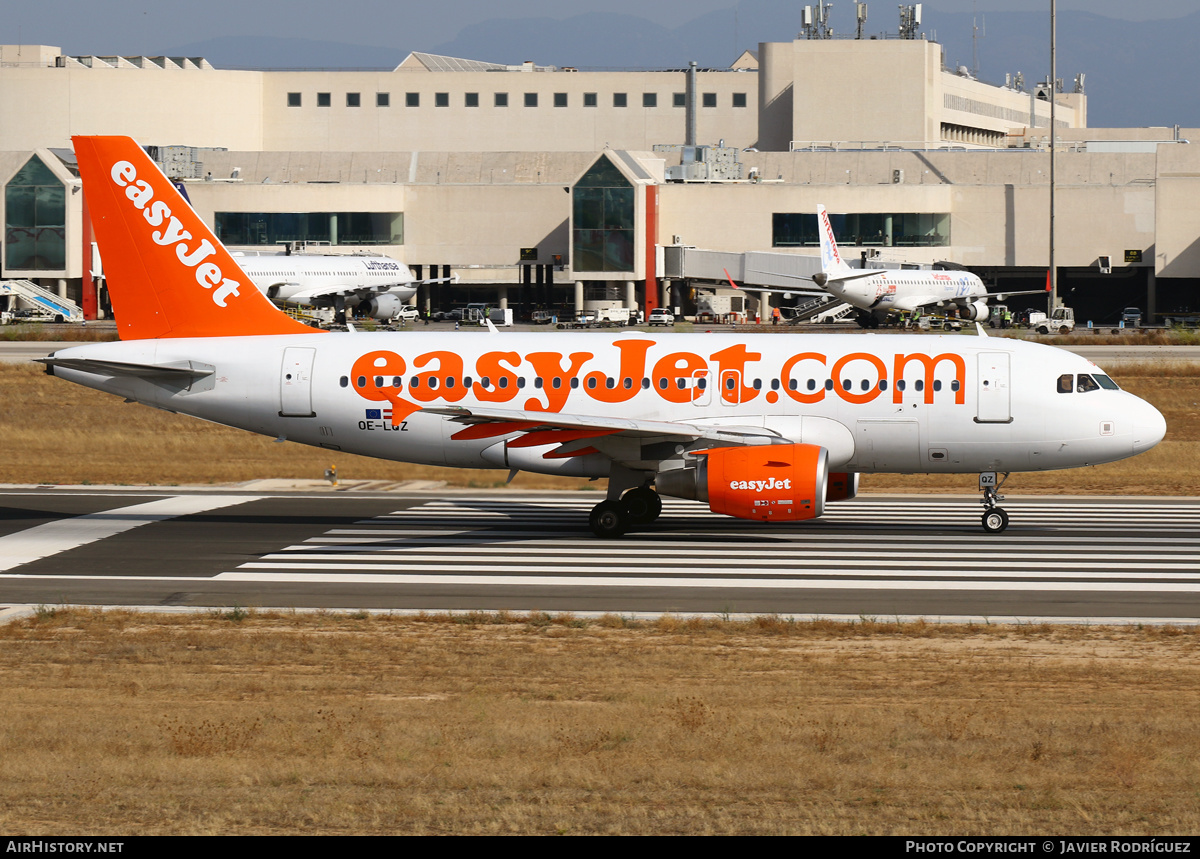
xmin=979 ymin=471 xmax=1010 ymax=533
xmin=589 ymin=486 xmax=662 ymax=538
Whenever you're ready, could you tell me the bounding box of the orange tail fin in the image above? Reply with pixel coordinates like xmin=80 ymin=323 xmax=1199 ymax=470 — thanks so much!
xmin=73 ymin=135 xmax=320 ymax=340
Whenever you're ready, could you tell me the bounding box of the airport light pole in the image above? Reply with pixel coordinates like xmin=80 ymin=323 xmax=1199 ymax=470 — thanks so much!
xmin=1049 ymin=0 xmax=1057 ymax=312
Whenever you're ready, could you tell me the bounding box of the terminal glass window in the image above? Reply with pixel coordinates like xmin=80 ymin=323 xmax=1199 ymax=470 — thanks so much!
xmin=406 ymin=92 xmax=420 ymax=107
xmin=376 ymin=92 xmax=389 ymax=107
xmin=643 ymin=93 xmax=657 ymax=108
xmin=346 ymin=92 xmax=360 ymax=107
xmin=613 ymin=92 xmax=627 ymax=107
xmin=465 ymin=92 xmax=479 ymax=107
xmin=524 ymin=92 xmax=538 ymax=107
xmin=554 ymin=92 xmax=568 ymax=107
xmin=772 ymin=212 xmax=951 ymax=248
xmin=494 ymin=92 xmax=508 ymax=107
xmin=5 ymin=155 xmax=65 ymax=271
xmin=584 ymin=92 xmax=597 ymax=107
xmin=702 ymin=93 xmax=716 ymax=107
xmin=287 ymin=92 xmax=301 ymax=107
xmin=732 ymin=92 xmax=747 ymax=108
xmin=317 ymin=92 xmax=331 ymax=107
xmin=215 ymin=212 xmax=405 ymax=246
xmin=572 ymin=155 xmax=634 ymax=273
xmin=673 ymin=92 xmax=685 ymax=107
xmin=435 ymin=92 xmax=449 ymax=107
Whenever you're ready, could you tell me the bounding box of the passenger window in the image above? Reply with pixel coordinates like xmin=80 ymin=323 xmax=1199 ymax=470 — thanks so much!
xmin=1057 ymin=374 xmax=1073 ymax=394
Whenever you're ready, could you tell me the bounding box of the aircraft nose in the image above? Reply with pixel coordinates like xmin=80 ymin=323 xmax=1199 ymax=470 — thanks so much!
xmin=1132 ymin=398 xmax=1167 ymax=454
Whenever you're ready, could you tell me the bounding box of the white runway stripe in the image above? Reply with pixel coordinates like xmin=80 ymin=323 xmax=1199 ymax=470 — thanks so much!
xmin=230 ymin=495 xmax=1200 ymax=593
xmin=0 ymin=495 xmax=261 ymax=572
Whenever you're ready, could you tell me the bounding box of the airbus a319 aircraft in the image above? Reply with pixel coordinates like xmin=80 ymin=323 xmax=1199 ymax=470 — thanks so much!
xmin=44 ymin=137 xmax=1165 ymax=537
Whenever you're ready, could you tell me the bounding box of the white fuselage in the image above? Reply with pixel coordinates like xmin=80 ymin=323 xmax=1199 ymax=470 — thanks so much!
xmin=47 ymin=331 xmax=1165 ymax=478
xmin=237 ymin=254 xmax=416 ymax=306
xmin=827 ymin=270 xmax=986 ymax=314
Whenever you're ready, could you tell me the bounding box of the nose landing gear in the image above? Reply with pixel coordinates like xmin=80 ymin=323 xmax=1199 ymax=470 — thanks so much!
xmin=979 ymin=471 xmax=1010 ymax=533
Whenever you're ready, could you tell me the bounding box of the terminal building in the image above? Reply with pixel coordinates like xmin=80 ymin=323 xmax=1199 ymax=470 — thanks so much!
xmin=2 ymin=30 xmax=1198 ymax=324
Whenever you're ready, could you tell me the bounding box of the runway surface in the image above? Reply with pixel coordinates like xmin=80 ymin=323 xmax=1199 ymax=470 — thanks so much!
xmin=2 ymin=488 xmax=1199 ymax=621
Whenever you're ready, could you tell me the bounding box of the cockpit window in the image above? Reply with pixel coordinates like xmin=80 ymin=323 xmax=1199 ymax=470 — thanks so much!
xmin=1057 ymin=374 xmax=1073 ymax=394
xmin=1077 ymin=374 xmax=1100 ymax=393
xmin=1094 ymin=374 xmax=1120 ymax=390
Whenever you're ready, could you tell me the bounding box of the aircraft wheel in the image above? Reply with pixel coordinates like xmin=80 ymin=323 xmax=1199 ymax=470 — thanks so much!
xmin=981 ymin=508 xmax=1009 ymax=534
xmin=590 ymin=500 xmax=629 ymax=538
xmin=622 ymin=487 xmax=662 ymax=524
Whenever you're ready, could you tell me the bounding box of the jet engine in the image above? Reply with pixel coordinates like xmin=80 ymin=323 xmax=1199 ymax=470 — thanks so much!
xmin=656 ymin=443 xmax=828 ymax=522
xmin=362 ymin=293 xmax=406 ymax=320
xmin=959 ymin=300 xmax=990 ymax=321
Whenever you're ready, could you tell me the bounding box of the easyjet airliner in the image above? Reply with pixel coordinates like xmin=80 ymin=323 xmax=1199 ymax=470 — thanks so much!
xmin=43 ymin=137 xmax=1166 ymax=537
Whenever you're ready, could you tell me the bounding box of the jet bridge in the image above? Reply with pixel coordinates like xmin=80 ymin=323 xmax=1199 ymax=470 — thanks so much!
xmin=0 ymin=280 xmax=84 ymax=323
xmin=663 ymin=246 xmax=828 ymax=294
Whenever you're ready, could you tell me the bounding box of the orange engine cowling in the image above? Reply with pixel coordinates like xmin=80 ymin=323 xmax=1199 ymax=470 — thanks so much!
xmin=825 ymin=471 xmax=858 ymax=503
xmin=698 ymin=443 xmax=828 ymax=522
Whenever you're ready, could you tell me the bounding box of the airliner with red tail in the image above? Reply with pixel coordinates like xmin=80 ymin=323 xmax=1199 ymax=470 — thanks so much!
xmin=746 ymin=205 xmax=1052 ymax=329
xmin=42 ymin=137 xmax=1166 ymax=537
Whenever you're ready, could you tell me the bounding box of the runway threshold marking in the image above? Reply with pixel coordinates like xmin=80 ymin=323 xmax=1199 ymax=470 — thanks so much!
xmin=0 ymin=495 xmax=262 ymax=572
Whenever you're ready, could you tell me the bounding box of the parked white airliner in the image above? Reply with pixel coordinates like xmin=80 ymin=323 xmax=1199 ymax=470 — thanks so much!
xmin=44 ymin=137 xmax=1165 ymax=537
xmin=757 ymin=206 xmax=1049 ymax=328
xmin=235 ymin=251 xmax=419 ymax=321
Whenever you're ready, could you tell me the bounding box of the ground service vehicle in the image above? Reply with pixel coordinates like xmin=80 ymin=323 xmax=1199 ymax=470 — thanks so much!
xmin=1035 ymin=306 xmax=1076 ymax=335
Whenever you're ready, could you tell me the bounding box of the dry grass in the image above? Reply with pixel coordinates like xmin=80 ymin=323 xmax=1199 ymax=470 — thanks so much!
xmin=1 ymin=609 xmax=1198 ymax=835
xmin=4 ymin=359 xmax=1198 ymax=494
xmin=0 ymin=324 xmax=119 ymax=342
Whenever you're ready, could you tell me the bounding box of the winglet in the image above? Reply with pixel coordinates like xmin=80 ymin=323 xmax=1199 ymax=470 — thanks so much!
xmin=73 ymin=135 xmax=320 ymax=340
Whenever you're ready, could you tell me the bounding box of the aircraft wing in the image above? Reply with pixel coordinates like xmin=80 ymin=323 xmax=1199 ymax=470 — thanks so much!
xmin=991 ymin=286 xmax=1052 ymax=301
xmin=725 ymin=267 xmax=877 ymax=296
xmin=286 ymin=283 xmax=409 ymax=303
xmin=424 ymin=404 xmax=785 ymax=460
xmin=288 ymin=273 xmax=457 ymax=304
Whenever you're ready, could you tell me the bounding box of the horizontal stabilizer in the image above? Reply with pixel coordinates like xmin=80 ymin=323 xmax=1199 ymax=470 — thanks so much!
xmin=38 ymin=356 xmax=214 ymax=381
